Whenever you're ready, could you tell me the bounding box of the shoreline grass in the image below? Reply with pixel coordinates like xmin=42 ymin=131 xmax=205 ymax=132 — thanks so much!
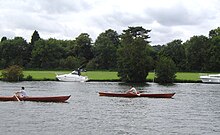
xmin=0 ymin=70 xmax=211 ymax=83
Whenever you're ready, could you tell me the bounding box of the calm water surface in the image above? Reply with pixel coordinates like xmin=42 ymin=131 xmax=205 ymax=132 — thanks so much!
xmin=0 ymin=81 xmax=219 ymax=135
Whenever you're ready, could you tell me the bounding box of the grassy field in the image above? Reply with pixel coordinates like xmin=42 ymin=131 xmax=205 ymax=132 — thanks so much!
xmin=175 ymin=72 xmax=201 ymax=81
xmin=0 ymin=70 xmax=206 ymax=82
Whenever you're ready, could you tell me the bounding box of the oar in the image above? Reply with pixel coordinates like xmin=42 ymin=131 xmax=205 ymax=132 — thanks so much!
xmin=14 ymin=94 xmax=20 ymax=102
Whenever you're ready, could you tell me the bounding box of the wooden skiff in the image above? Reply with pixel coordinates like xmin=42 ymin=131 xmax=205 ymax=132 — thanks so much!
xmin=0 ymin=95 xmax=71 ymax=102
xmin=99 ymin=92 xmax=175 ymax=98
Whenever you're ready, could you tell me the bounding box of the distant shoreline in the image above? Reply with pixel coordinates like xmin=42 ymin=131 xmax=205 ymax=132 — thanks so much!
xmin=0 ymin=70 xmax=207 ymax=83
xmin=0 ymin=79 xmax=202 ymax=83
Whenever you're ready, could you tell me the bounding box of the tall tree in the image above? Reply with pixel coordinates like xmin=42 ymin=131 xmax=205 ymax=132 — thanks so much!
xmin=74 ymin=33 xmax=93 ymax=66
xmin=207 ymin=27 xmax=220 ymax=71
xmin=1 ymin=36 xmax=7 ymax=42
xmin=184 ymin=35 xmax=210 ymax=71
xmin=93 ymin=29 xmax=120 ymax=70
xmin=31 ymin=30 xmax=40 ymax=45
xmin=117 ymin=26 xmax=152 ymax=83
xmin=159 ymin=39 xmax=186 ymax=71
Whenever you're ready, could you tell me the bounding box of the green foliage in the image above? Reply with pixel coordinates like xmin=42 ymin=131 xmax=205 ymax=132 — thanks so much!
xmin=155 ymin=57 xmax=177 ymax=84
xmin=207 ymin=27 xmax=220 ymax=72
xmin=0 ymin=37 xmax=31 ymax=68
xmin=1 ymin=36 xmax=7 ymax=42
xmin=159 ymin=39 xmax=186 ymax=71
xmin=117 ymin=26 xmax=152 ymax=83
xmin=86 ymin=58 xmax=98 ymax=70
xmin=209 ymin=27 xmax=220 ymax=38
xmin=0 ymin=70 xmax=208 ymax=82
xmin=31 ymin=39 xmax=65 ymax=68
xmin=0 ymin=59 xmax=6 ymax=69
xmin=184 ymin=35 xmax=210 ymax=71
xmin=31 ymin=30 xmax=40 ymax=45
xmin=26 ymin=75 xmax=33 ymax=81
xmin=123 ymin=26 xmax=151 ymax=41
xmin=207 ymin=44 xmax=220 ymax=72
xmin=75 ymin=33 xmax=93 ymax=63
xmin=1 ymin=27 xmax=220 ymax=73
xmin=93 ymin=29 xmax=119 ymax=70
xmin=1 ymin=65 xmax=24 ymax=82
xmin=59 ymin=56 xmax=80 ymax=69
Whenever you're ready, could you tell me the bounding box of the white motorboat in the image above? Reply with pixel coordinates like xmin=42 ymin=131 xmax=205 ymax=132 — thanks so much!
xmin=56 ymin=71 xmax=88 ymax=82
xmin=200 ymin=74 xmax=220 ymax=83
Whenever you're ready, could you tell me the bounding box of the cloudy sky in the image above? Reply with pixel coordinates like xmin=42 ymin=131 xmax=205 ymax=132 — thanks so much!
xmin=0 ymin=0 xmax=219 ymax=45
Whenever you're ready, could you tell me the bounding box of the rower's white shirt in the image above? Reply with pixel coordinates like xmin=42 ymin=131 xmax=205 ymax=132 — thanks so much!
xmin=20 ymin=90 xmax=28 ymax=97
xmin=130 ymin=87 xmax=137 ymax=93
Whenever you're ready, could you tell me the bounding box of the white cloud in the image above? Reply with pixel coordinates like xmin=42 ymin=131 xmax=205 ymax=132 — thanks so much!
xmin=0 ymin=0 xmax=220 ymax=45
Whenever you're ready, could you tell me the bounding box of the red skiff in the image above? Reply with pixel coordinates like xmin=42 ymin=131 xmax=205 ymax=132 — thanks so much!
xmin=99 ymin=92 xmax=175 ymax=98
xmin=0 ymin=95 xmax=71 ymax=102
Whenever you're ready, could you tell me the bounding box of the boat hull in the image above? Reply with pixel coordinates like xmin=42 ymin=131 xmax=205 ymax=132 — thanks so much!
xmin=56 ymin=71 xmax=88 ymax=82
xmin=99 ymin=92 xmax=175 ymax=98
xmin=56 ymin=75 xmax=88 ymax=82
xmin=0 ymin=95 xmax=71 ymax=102
xmin=200 ymin=76 xmax=220 ymax=83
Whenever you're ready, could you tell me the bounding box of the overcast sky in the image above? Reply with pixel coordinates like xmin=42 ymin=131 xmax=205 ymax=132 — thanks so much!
xmin=0 ymin=0 xmax=219 ymax=45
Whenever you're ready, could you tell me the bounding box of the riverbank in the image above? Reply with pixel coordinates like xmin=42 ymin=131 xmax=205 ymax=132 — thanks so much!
xmin=0 ymin=70 xmax=205 ymax=83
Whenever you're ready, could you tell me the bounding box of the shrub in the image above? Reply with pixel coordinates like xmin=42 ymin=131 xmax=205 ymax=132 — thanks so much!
xmin=155 ymin=57 xmax=177 ymax=84
xmin=1 ymin=65 xmax=24 ymax=82
xmin=26 ymin=75 xmax=33 ymax=81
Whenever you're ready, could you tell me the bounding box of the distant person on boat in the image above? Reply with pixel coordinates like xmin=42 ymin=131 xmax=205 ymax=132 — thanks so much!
xmin=15 ymin=87 xmax=28 ymax=97
xmin=77 ymin=68 xmax=81 ymax=76
xmin=126 ymin=86 xmax=140 ymax=96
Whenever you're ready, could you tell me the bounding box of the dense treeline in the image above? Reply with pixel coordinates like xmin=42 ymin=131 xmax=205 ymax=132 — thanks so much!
xmin=0 ymin=27 xmax=220 ymax=73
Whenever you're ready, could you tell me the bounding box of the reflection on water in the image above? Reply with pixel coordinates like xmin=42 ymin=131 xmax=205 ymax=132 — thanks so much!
xmin=0 ymin=81 xmax=219 ymax=135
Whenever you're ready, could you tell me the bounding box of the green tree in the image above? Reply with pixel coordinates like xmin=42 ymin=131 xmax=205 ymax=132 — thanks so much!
xmin=209 ymin=27 xmax=220 ymax=38
xmin=117 ymin=26 xmax=152 ymax=83
xmin=31 ymin=39 xmax=65 ymax=68
xmin=31 ymin=30 xmax=40 ymax=45
xmin=0 ymin=37 xmax=31 ymax=68
xmin=1 ymin=36 xmax=7 ymax=42
xmin=159 ymin=39 xmax=186 ymax=71
xmin=155 ymin=57 xmax=176 ymax=84
xmin=1 ymin=65 xmax=24 ymax=82
xmin=74 ymin=33 xmax=93 ymax=66
xmin=93 ymin=29 xmax=120 ymax=70
xmin=207 ymin=27 xmax=220 ymax=71
xmin=184 ymin=35 xmax=210 ymax=71
xmin=59 ymin=56 xmax=80 ymax=69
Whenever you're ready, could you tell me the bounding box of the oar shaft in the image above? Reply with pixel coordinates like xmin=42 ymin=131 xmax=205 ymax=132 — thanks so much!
xmin=14 ymin=94 xmax=20 ymax=101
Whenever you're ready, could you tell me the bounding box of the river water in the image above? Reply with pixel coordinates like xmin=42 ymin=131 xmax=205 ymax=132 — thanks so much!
xmin=0 ymin=81 xmax=219 ymax=135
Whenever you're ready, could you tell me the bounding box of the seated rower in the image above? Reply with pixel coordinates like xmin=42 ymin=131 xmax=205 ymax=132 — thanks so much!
xmin=126 ymin=86 xmax=140 ymax=96
xmin=15 ymin=87 xmax=28 ymax=98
